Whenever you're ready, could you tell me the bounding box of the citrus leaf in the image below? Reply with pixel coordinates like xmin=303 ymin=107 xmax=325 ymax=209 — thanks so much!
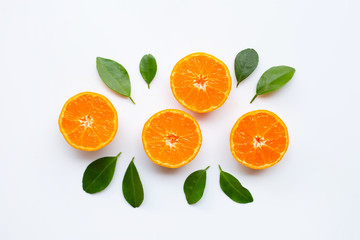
xmin=96 ymin=57 xmax=135 ymax=104
xmin=139 ymin=54 xmax=157 ymax=89
xmin=218 ymin=165 xmax=253 ymax=203
xmin=234 ymin=48 xmax=259 ymax=87
xmin=122 ymin=158 xmax=144 ymax=208
xmin=183 ymin=166 xmax=209 ymax=204
xmin=251 ymin=65 xmax=295 ymax=103
xmin=82 ymin=152 xmax=121 ymax=194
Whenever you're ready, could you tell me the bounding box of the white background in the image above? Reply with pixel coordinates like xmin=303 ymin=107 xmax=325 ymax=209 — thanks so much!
xmin=1 ymin=0 xmax=359 ymax=239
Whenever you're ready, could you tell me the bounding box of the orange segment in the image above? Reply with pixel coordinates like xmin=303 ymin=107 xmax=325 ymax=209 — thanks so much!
xmin=230 ymin=110 xmax=289 ymax=169
xmin=58 ymin=92 xmax=118 ymax=151
xmin=170 ymin=53 xmax=231 ymax=113
xmin=142 ymin=109 xmax=202 ymax=168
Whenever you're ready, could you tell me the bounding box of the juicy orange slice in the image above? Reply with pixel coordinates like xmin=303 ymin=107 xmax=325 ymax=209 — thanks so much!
xmin=230 ymin=110 xmax=289 ymax=169
xmin=58 ymin=92 xmax=118 ymax=151
xmin=142 ymin=109 xmax=202 ymax=168
xmin=170 ymin=52 xmax=231 ymax=113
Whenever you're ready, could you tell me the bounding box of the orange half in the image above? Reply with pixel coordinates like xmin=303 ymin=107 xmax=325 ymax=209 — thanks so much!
xmin=58 ymin=92 xmax=118 ymax=151
xmin=170 ymin=52 xmax=231 ymax=113
xmin=230 ymin=110 xmax=289 ymax=169
xmin=142 ymin=109 xmax=202 ymax=168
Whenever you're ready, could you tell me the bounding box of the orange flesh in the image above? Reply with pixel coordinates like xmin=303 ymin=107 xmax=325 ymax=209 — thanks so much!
xmin=230 ymin=110 xmax=289 ymax=169
xmin=142 ymin=109 xmax=202 ymax=168
xmin=58 ymin=92 xmax=118 ymax=151
xmin=171 ymin=53 xmax=231 ymax=113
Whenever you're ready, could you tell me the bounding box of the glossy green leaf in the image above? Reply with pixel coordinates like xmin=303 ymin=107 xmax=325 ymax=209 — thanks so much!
xmin=122 ymin=158 xmax=144 ymax=208
xmin=139 ymin=54 xmax=157 ymax=89
xmin=183 ymin=166 xmax=209 ymax=204
xmin=250 ymin=65 xmax=295 ymax=103
xmin=82 ymin=152 xmax=121 ymax=194
xmin=96 ymin=57 xmax=135 ymax=104
xmin=219 ymin=165 xmax=253 ymax=204
xmin=234 ymin=48 xmax=259 ymax=87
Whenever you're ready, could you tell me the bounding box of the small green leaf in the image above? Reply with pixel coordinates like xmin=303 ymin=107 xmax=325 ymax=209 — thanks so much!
xmin=218 ymin=165 xmax=253 ymax=204
xmin=234 ymin=48 xmax=259 ymax=87
xmin=96 ymin=57 xmax=135 ymax=104
xmin=250 ymin=65 xmax=295 ymax=103
xmin=122 ymin=158 xmax=144 ymax=208
xmin=82 ymin=152 xmax=121 ymax=194
xmin=139 ymin=54 xmax=157 ymax=89
xmin=183 ymin=166 xmax=210 ymax=204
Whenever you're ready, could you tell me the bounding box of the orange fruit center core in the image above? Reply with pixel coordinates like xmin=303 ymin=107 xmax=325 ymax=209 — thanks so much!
xmin=193 ymin=74 xmax=208 ymax=90
xmin=79 ymin=115 xmax=94 ymax=128
xmin=253 ymin=136 xmax=266 ymax=148
xmin=165 ymin=133 xmax=179 ymax=147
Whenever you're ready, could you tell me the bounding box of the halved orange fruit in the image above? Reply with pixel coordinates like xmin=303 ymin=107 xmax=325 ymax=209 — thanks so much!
xmin=170 ymin=52 xmax=231 ymax=113
xmin=230 ymin=110 xmax=289 ymax=169
xmin=58 ymin=92 xmax=118 ymax=151
xmin=142 ymin=109 xmax=202 ymax=168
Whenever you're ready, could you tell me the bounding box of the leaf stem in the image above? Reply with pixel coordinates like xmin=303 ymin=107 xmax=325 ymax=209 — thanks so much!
xmin=131 ymin=157 xmax=135 ymax=162
xmin=250 ymin=94 xmax=258 ymax=103
xmin=205 ymin=166 xmax=210 ymax=171
xmin=129 ymin=96 xmax=136 ymax=104
xmin=148 ymin=84 xmax=150 ymax=89
xmin=218 ymin=165 xmax=223 ymax=172
xmin=236 ymin=81 xmax=240 ymax=88
xmin=116 ymin=152 xmax=122 ymax=158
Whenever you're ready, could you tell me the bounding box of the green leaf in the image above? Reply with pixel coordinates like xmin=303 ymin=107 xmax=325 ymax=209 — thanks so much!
xmin=139 ymin=54 xmax=157 ymax=89
xmin=218 ymin=165 xmax=253 ymax=204
xmin=250 ymin=65 xmax=295 ymax=103
xmin=234 ymin=48 xmax=259 ymax=87
xmin=96 ymin=57 xmax=135 ymax=104
xmin=82 ymin=152 xmax=121 ymax=194
xmin=183 ymin=166 xmax=210 ymax=204
xmin=122 ymin=158 xmax=144 ymax=208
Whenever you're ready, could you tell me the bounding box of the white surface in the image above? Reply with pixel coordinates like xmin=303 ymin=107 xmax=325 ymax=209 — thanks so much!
xmin=1 ymin=0 xmax=359 ymax=239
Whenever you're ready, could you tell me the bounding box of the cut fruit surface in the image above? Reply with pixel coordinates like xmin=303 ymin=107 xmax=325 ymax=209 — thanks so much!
xmin=142 ymin=109 xmax=202 ymax=168
xmin=170 ymin=52 xmax=231 ymax=113
xmin=230 ymin=110 xmax=289 ymax=169
xmin=58 ymin=92 xmax=118 ymax=151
